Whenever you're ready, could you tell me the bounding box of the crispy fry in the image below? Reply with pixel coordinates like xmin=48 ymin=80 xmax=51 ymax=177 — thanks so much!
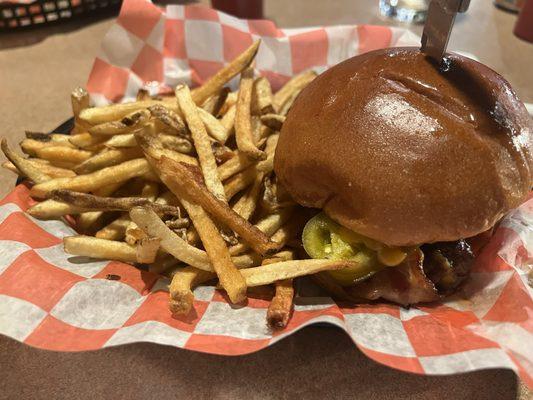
xmin=159 ymin=134 xmax=193 ymax=154
xmin=136 ymin=237 xmax=161 ymax=264
xmin=165 ymin=218 xmax=189 ymax=229
xmin=211 ymin=142 xmax=234 ymax=164
xmin=64 ymin=235 xmax=137 ymax=263
xmin=1 ymin=139 xmax=51 ymax=184
xmin=51 ymin=190 xmax=182 ymax=216
xmin=68 ymin=132 xmax=106 ymax=149
xmin=134 ymin=124 xmax=198 ymax=167
xmin=79 ymin=98 xmax=177 ymax=125
xmin=34 ymin=146 xmax=92 ymax=164
xmin=6 ymin=161 xmax=77 ymax=179
xmin=219 ymin=104 xmax=236 ymax=143
xmin=235 ymin=68 xmax=266 ymax=160
xmin=223 ymin=166 xmax=258 ymax=200
xmin=218 ymin=151 xmax=253 ymax=181
xmin=241 ymin=259 xmax=354 ymax=287
xmin=148 ymin=255 xmax=181 ymax=275
xmin=218 ymin=133 xmax=277 ymax=182
xmin=252 ymin=77 xmax=274 ymax=115
xmin=74 ymin=147 xmax=144 ymax=174
xmin=267 ymin=279 xmax=294 ymax=329
xmin=20 ymin=139 xmax=73 ymax=156
xmin=148 ymin=105 xmax=188 ymax=138
xmin=95 ymin=214 xmax=130 ymax=240
xmin=197 ymin=107 xmax=227 ymax=142
xmin=201 ymin=88 xmax=229 ymax=116
xmin=191 ymin=40 xmax=260 ymax=105
xmin=260 ymin=113 xmax=285 ymax=131
xmin=272 ymin=70 xmax=317 ymax=112
xmin=130 ymin=207 xmax=259 ymax=271
xmin=71 ymin=87 xmax=90 ymax=117
xmin=31 ymin=158 xmax=153 ymax=198
xmin=25 ymin=132 xmax=73 ymax=145
xmin=136 ymin=88 xmax=150 ymax=101
xmin=76 ymin=211 xmax=116 ymax=234
xmin=218 ymin=91 xmax=238 ymax=116
xmin=104 ymin=133 xmax=137 ymax=148
xmin=176 ymin=85 xmax=226 ymax=202
xmin=89 ymin=109 xmax=150 ymax=136
xmin=228 ymin=208 xmax=292 ymax=255
xmin=169 ymin=266 xmax=215 ymax=315
xmin=27 ymin=199 xmax=85 ymax=219
xmin=158 ymin=157 xmax=279 ymax=256
xmin=232 ymin=173 xmax=263 ymax=220
xmin=180 ymin=197 xmax=246 ymax=303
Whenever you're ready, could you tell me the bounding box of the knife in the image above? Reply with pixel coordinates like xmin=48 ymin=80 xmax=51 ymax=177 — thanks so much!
xmin=421 ymin=0 xmax=471 ymax=65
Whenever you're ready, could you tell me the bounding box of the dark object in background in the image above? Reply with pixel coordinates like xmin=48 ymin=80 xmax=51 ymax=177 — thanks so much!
xmin=514 ymin=0 xmax=533 ymax=42
xmin=0 ymin=0 xmax=121 ymax=31
xmin=211 ymin=0 xmax=263 ymax=19
xmin=494 ymin=0 xmax=524 ymax=12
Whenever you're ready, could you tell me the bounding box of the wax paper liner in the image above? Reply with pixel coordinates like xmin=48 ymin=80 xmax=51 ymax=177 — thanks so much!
xmin=0 ymin=0 xmax=532 ymax=387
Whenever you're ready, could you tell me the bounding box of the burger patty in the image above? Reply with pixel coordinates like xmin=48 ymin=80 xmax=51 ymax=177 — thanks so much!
xmin=421 ymin=239 xmax=474 ymax=295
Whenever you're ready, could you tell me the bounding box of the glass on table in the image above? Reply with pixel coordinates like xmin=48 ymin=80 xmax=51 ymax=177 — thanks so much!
xmin=379 ymin=0 xmax=430 ymax=23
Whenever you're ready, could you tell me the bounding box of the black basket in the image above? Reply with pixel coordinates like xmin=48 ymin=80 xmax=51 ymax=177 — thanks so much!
xmin=0 ymin=0 xmax=121 ymax=30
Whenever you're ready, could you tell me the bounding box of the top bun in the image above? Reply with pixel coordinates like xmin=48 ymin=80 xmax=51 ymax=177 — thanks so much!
xmin=274 ymin=47 xmax=532 ymax=246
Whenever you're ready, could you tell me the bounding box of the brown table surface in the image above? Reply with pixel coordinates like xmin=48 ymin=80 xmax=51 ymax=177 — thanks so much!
xmin=1 ymin=1 xmax=532 ymax=399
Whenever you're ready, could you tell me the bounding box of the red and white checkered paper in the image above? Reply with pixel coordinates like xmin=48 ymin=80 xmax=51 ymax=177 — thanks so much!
xmin=1 ymin=0 xmax=532 ymax=387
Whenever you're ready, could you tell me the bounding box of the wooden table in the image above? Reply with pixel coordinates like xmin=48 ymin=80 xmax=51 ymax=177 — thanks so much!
xmin=0 ymin=1 xmax=531 ymax=398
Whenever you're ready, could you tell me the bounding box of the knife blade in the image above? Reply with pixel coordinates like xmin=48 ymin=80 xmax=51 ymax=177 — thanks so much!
xmin=421 ymin=0 xmax=470 ymax=65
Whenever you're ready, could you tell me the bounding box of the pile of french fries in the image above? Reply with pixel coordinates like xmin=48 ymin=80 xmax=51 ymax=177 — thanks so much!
xmin=2 ymin=41 xmax=355 ymax=329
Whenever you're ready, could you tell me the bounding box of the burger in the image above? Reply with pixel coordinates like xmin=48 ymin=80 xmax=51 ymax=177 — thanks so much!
xmin=274 ymin=47 xmax=532 ymax=306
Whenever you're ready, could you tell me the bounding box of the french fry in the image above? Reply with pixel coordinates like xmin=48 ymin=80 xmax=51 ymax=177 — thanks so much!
xmin=235 ymin=68 xmax=266 ymax=160
xmin=31 ymin=158 xmax=154 ymax=198
xmin=27 ymin=199 xmax=86 ymax=219
xmin=260 ymin=113 xmax=285 ymax=131
xmin=20 ymin=138 xmax=73 ymax=156
xmin=158 ymin=157 xmax=279 ymax=256
xmin=104 ymin=133 xmax=137 ymax=148
xmin=159 ymin=134 xmax=193 ymax=154
xmin=169 ymin=266 xmax=215 ymax=315
xmin=34 ymin=146 xmax=92 ymax=164
xmin=219 ymin=105 xmax=236 ymax=143
xmin=51 ymin=190 xmax=182 ymax=216
xmin=241 ymin=259 xmax=354 ymax=287
xmin=228 ymin=208 xmax=292 ymax=255
xmin=135 ymin=123 xmax=198 ymax=167
xmin=136 ymin=237 xmax=161 ymax=264
xmin=252 ymin=77 xmax=274 ymax=115
xmin=179 ymin=197 xmax=246 ymax=303
xmin=165 ymin=218 xmax=189 ymax=229
xmin=148 ymin=105 xmax=188 ymax=138
xmin=79 ymin=98 xmax=177 ymax=125
xmin=64 ymin=235 xmax=137 ymax=263
xmin=272 ymin=70 xmax=317 ymax=112
xmin=77 ymin=181 xmax=126 ymax=232
xmin=71 ymin=87 xmax=91 ymax=135
xmin=129 ymin=207 xmax=259 ymax=271
xmin=1 ymin=139 xmax=51 ymax=184
xmin=232 ymin=173 xmax=263 ymax=220
xmin=201 ymin=87 xmax=229 ymax=116
xmin=218 ymin=91 xmax=238 ymax=116
xmin=74 ymin=147 xmax=144 ymax=174
xmin=25 ymin=132 xmax=73 ymax=145
xmin=223 ymin=167 xmax=258 ymax=200
xmin=148 ymin=255 xmax=181 ymax=275
xmin=196 ymin=107 xmax=227 ymax=142
xmin=262 ymin=251 xmax=295 ymax=328
xmin=218 ymin=151 xmax=253 ymax=181
xmin=95 ymin=214 xmax=131 ymax=240
xmin=136 ymin=88 xmax=150 ymax=101
xmin=89 ymin=109 xmax=150 ymax=135
xmin=267 ymin=279 xmax=294 ymax=329
xmin=175 ymin=85 xmax=226 ymax=202
xmin=191 ymin=40 xmax=260 ymax=105
xmin=211 ymin=142 xmax=234 ymax=164
xmin=68 ymin=132 xmax=107 ymax=149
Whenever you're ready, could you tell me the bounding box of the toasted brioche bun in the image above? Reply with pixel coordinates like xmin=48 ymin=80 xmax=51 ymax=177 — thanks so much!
xmin=274 ymin=48 xmax=532 ymax=246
